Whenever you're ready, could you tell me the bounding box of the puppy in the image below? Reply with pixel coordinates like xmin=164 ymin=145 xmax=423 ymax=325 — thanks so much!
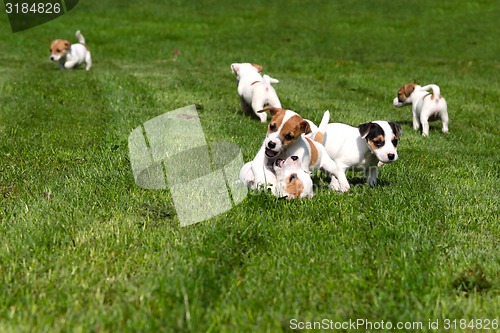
xmin=50 ymin=30 xmax=92 ymax=71
xmin=393 ymin=83 xmax=448 ymax=136
xmin=230 ymin=63 xmax=281 ymax=122
xmin=240 ymin=109 xmax=320 ymax=191
xmin=256 ymin=107 xmax=346 ymax=191
xmin=321 ymin=121 xmax=402 ymax=192
xmin=273 ymin=156 xmax=314 ymax=199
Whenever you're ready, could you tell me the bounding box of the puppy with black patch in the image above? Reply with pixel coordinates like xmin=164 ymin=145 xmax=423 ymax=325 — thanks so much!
xmin=393 ymin=83 xmax=448 ymax=136
xmin=50 ymin=30 xmax=92 ymax=71
xmin=320 ymin=121 xmax=402 ymax=192
xmin=230 ymin=63 xmax=281 ymax=122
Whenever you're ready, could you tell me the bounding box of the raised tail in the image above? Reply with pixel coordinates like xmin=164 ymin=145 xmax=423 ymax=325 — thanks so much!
xmin=262 ymin=74 xmax=279 ymax=85
xmin=312 ymin=110 xmax=330 ymax=144
xmin=420 ymin=84 xmax=441 ymax=99
xmin=76 ymin=30 xmax=86 ymax=44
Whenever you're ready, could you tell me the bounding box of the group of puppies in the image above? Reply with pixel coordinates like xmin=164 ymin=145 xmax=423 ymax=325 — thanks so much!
xmin=46 ymin=32 xmax=449 ymax=199
xmin=233 ymin=63 xmax=449 ymax=199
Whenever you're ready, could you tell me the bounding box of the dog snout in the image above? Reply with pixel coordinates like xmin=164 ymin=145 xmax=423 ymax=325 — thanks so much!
xmin=267 ymin=141 xmax=276 ymax=149
xmin=388 ymin=153 xmax=395 ymax=161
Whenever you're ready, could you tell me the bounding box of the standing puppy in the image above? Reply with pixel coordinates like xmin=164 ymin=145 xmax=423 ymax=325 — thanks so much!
xmin=50 ymin=30 xmax=92 ymax=71
xmin=393 ymin=83 xmax=448 ymax=136
xmin=231 ymin=63 xmax=281 ymax=122
xmin=321 ymin=121 xmax=402 ymax=191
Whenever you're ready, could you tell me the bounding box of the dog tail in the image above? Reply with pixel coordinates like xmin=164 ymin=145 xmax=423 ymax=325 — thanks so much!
xmin=420 ymin=84 xmax=441 ymax=99
xmin=312 ymin=110 xmax=330 ymax=144
xmin=262 ymin=74 xmax=279 ymax=85
xmin=76 ymin=30 xmax=85 ymax=44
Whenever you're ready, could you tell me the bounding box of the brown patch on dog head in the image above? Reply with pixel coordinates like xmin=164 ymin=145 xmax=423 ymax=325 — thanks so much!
xmin=252 ymin=64 xmax=263 ymax=72
xmin=305 ymin=137 xmax=319 ymax=167
xmin=285 ymin=173 xmax=304 ymax=199
xmin=50 ymin=39 xmax=70 ymax=56
xmin=300 ymin=120 xmax=312 ymax=135
xmin=259 ymin=107 xmax=287 ymax=133
xmin=279 ymin=115 xmax=308 ymax=145
xmin=398 ymin=83 xmax=416 ymax=103
xmin=367 ymin=134 xmax=385 ymax=151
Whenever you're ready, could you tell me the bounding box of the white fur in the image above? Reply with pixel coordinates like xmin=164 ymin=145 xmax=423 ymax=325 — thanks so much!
xmin=273 ymin=156 xmax=314 ymax=198
xmin=50 ymin=30 xmax=92 ymax=71
xmin=393 ymin=83 xmax=448 ymax=136
xmin=240 ymin=109 xmax=320 ymax=191
xmin=230 ymin=63 xmax=281 ymax=122
xmin=259 ymin=108 xmax=345 ymax=191
xmin=322 ymin=121 xmax=401 ymax=192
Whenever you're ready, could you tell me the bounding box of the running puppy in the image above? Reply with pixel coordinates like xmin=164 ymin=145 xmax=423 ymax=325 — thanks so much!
xmin=393 ymin=83 xmax=448 ymax=136
xmin=321 ymin=121 xmax=402 ymax=191
xmin=50 ymin=30 xmax=92 ymax=70
xmin=231 ymin=63 xmax=281 ymax=122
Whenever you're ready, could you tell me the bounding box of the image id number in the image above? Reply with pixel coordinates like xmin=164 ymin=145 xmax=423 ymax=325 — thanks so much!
xmin=5 ymin=2 xmax=62 ymax=14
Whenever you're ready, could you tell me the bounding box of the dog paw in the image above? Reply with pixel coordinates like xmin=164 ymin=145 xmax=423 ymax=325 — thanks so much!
xmin=329 ymin=179 xmax=350 ymax=192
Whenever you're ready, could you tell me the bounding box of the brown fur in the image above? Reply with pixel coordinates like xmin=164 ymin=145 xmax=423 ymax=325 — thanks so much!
xmin=398 ymin=83 xmax=416 ymax=102
xmin=285 ymin=175 xmax=304 ymax=198
xmin=260 ymin=107 xmax=287 ymax=133
xmin=313 ymin=132 xmax=324 ymax=145
xmin=252 ymin=64 xmax=263 ymax=72
xmin=305 ymin=137 xmax=318 ymax=167
xmin=50 ymin=39 xmax=70 ymax=56
xmin=366 ymin=134 xmax=385 ymax=151
xmin=280 ymin=115 xmax=304 ymax=145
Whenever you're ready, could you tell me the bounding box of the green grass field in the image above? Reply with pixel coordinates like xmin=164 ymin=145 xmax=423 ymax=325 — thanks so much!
xmin=1 ymin=0 xmax=499 ymax=332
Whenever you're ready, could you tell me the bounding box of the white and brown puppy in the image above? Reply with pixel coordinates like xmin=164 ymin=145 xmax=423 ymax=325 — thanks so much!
xmin=240 ymin=108 xmax=319 ymax=191
xmin=230 ymin=63 xmax=281 ymax=122
xmin=393 ymin=83 xmax=448 ymax=136
xmin=273 ymin=155 xmax=314 ymax=199
xmin=321 ymin=121 xmax=402 ymax=192
xmin=256 ymin=107 xmax=346 ymax=191
xmin=50 ymin=30 xmax=92 ymax=71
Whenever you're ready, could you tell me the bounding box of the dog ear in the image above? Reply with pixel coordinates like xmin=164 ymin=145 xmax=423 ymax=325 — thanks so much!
xmin=252 ymin=64 xmax=263 ymax=72
xmin=300 ymin=120 xmax=312 ymax=134
xmin=389 ymin=122 xmax=402 ymax=139
xmin=358 ymin=122 xmax=374 ymax=138
xmin=404 ymin=84 xmax=415 ymax=97
xmin=258 ymin=106 xmax=284 ymax=117
xmin=230 ymin=63 xmax=239 ymax=74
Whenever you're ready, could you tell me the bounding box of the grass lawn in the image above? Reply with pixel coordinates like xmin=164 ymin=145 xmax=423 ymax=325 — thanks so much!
xmin=0 ymin=0 xmax=499 ymax=332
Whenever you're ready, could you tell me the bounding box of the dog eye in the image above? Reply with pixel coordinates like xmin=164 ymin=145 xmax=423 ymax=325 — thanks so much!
xmin=289 ymin=174 xmax=297 ymax=181
xmin=56 ymin=49 xmax=61 ymax=52
xmin=284 ymin=133 xmax=294 ymax=141
xmin=269 ymin=123 xmax=277 ymax=131
xmin=392 ymin=139 xmax=398 ymax=147
xmin=373 ymin=140 xmax=384 ymax=147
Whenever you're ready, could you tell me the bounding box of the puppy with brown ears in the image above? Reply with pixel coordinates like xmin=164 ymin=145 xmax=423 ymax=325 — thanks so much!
xmin=50 ymin=30 xmax=92 ymax=71
xmin=393 ymin=83 xmax=448 ymax=136
xmin=231 ymin=63 xmax=281 ymax=122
